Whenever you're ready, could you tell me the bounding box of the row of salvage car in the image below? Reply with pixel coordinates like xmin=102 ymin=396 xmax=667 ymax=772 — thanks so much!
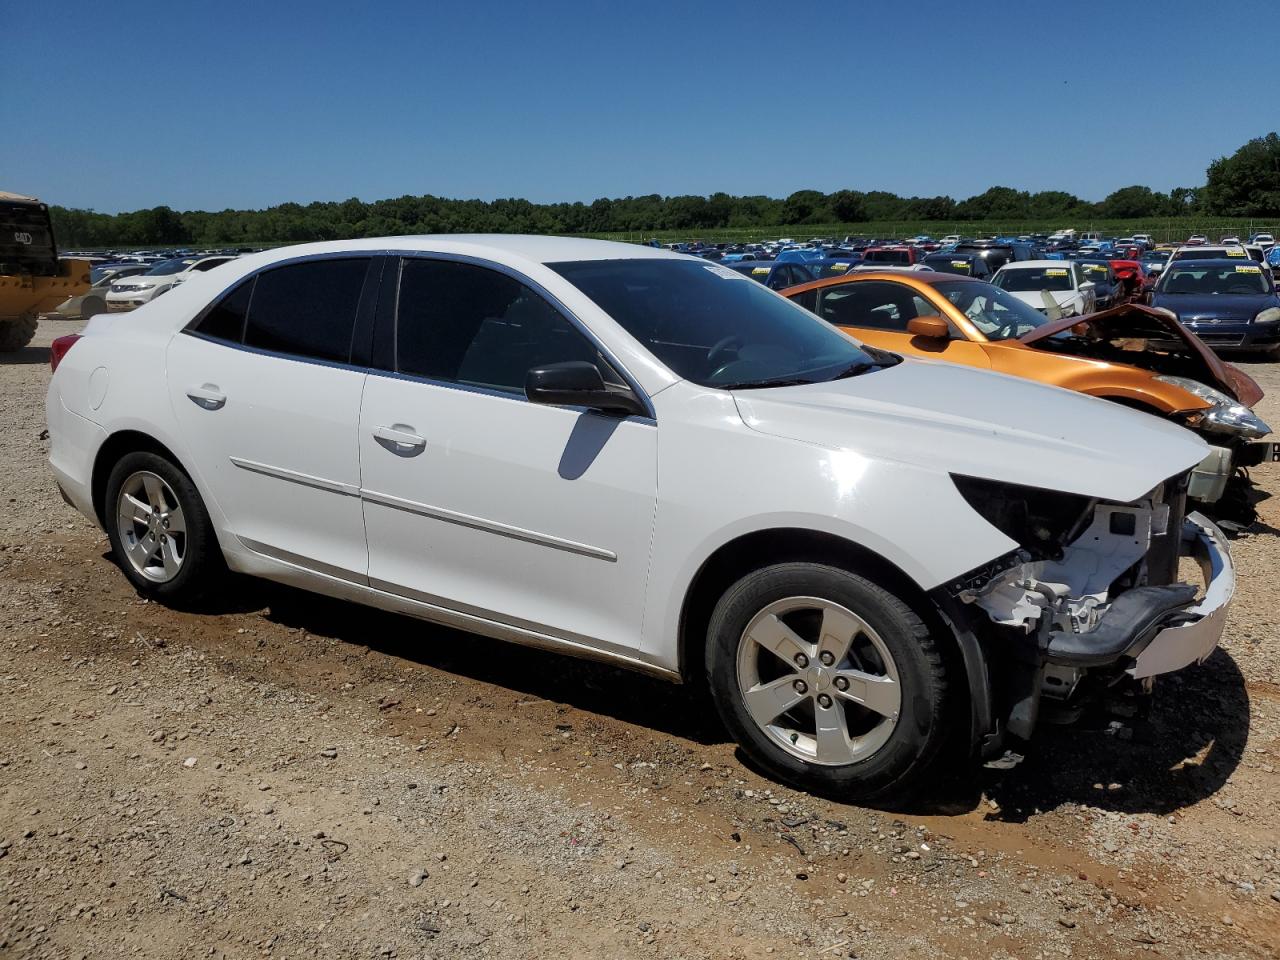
xmin=43 ymin=235 xmax=1267 ymax=801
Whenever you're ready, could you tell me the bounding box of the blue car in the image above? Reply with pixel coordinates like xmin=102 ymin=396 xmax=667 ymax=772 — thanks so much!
xmin=723 ymin=260 xmax=817 ymax=290
xmin=806 ymin=256 xmax=864 ymax=279
xmin=1150 ymin=258 xmax=1280 ymax=354
xmin=774 ymin=248 xmax=826 ymax=265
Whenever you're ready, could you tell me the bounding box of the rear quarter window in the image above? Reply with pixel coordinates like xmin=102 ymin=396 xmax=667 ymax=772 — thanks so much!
xmin=242 ymin=258 xmax=371 ymax=363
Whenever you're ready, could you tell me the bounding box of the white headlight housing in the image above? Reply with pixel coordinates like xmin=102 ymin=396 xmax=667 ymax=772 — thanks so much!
xmin=1154 ymin=374 xmax=1272 ymax=439
xmin=1255 ymin=307 xmax=1280 ymax=324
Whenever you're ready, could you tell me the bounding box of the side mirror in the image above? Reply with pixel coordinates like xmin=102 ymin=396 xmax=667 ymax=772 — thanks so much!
xmin=525 ymin=361 xmax=647 ymax=417
xmin=906 ymin=316 xmax=949 ymax=339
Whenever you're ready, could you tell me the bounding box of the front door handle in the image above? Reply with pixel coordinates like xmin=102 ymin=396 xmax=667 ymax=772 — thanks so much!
xmin=187 ymin=384 xmax=226 ymax=410
xmin=373 ymin=424 xmax=426 ymax=455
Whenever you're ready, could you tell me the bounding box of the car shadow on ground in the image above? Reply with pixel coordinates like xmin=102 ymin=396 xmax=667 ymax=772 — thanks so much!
xmin=207 ymin=574 xmax=730 ymax=748
xmin=968 ymin=649 xmax=1250 ymax=822
xmin=134 ymin=567 xmax=1250 ymax=814
xmin=0 ymin=344 xmax=51 ymax=366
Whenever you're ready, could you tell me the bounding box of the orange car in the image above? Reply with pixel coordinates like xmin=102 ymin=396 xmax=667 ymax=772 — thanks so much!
xmin=781 ymin=270 xmax=1274 ymax=517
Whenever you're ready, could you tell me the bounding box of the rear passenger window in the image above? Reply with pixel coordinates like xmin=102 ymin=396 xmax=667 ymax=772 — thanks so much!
xmin=192 ymin=278 xmax=253 ymax=343
xmin=244 ymin=258 xmax=369 ymax=363
xmin=395 ymin=259 xmax=607 ymax=394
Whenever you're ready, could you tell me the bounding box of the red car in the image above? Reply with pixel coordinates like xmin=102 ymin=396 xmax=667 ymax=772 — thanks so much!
xmin=860 ymin=245 xmax=919 ymax=266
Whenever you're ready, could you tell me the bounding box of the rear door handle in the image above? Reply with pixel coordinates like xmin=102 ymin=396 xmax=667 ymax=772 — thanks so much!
xmin=373 ymin=424 xmax=426 ymax=455
xmin=187 ymin=384 xmax=226 ymax=410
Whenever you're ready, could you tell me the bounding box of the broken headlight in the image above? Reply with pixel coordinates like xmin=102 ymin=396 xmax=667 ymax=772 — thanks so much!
xmin=1154 ymin=374 xmax=1272 ymax=440
xmin=951 ymin=475 xmax=1096 ymax=560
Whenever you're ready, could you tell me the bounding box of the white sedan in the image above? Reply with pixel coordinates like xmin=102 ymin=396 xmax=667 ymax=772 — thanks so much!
xmin=46 ymin=236 xmax=1233 ymax=799
xmin=105 ymin=254 xmax=236 ymax=311
xmin=991 ymin=260 xmax=1097 ymax=317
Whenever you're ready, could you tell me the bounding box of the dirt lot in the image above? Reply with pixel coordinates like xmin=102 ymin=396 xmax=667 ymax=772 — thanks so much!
xmin=2 ymin=316 xmax=1279 ymax=960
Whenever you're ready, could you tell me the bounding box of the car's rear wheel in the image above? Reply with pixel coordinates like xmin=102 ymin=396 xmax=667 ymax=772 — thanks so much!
xmin=706 ymin=562 xmax=952 ymax=801
xmin=104 ymin=451 xmax=222 ymax=603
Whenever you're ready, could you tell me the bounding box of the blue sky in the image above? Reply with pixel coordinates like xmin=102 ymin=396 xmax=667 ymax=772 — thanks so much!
xmin=6 ymin=1 xmax=1274 ymax=213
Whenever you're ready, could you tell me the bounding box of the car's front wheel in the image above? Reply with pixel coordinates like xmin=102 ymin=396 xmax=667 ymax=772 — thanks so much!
xmin=104 ymin=451 xmax=223 ymax=603
xmin=706 ymin=562 xmax=953 ymax=801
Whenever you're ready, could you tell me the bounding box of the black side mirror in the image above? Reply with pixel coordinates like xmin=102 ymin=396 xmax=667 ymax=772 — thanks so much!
xmin=525 ymin=361 xmax=648 ymax=417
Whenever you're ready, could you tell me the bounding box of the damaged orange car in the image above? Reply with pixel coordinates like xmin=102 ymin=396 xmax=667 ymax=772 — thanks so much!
xmin=781 ymin=270 xmax=1276 ymax=520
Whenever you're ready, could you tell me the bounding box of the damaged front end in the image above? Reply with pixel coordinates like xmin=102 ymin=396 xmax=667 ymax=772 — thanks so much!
xmin=1019 ymin=303 xmax=1274 ymax=520
xmin=944 ymin=472 xmax=1234 ymax=753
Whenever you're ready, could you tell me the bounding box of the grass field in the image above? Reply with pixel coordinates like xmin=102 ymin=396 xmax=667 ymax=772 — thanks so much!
xmin=584 ymin=217 xmax=1280 ymax=246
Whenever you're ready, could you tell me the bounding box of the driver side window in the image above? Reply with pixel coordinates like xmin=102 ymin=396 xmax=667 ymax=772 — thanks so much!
xmin=816 ymin=281 xmax=921 ymax=332
xmin=394 ymin=258 xmax=619 ymax=395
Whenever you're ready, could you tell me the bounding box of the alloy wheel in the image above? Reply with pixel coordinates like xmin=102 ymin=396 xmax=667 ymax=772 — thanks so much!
xmin=115 ymin=471 xmax=186 ymax=583
xmin=735 ymin=596 xmax=901 ymax=766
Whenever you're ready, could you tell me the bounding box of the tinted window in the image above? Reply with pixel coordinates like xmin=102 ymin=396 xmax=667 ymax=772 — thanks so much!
xmin=816 ymin=281 xmax=926 ymax=332
xmin=193 ymin=257 xmax=231 ymax=272
xmin=395 ymin=259 xmax=605 ymax=394
xmin=243 ymin=258 xmax=369 ymax=362
xmin=193 ymin=278 xmax=253 ymax=342
xmin=551 ymin=258 xmax=875 ymax=389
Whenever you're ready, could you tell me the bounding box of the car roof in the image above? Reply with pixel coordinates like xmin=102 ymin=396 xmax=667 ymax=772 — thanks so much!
xmin=780 ymin=269 xmax=983 ymax=297
xmin=230 ymin=235 xmax=687 ymax=271
xmin=1166 ymin=258 xmax=1266 ymax=268
xmin=993 ymin=260 xmax=1071 ymax=270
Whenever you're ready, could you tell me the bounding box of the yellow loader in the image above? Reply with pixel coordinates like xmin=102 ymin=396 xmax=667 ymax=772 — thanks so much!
xmin=0 ymin=192 xmax=90 ymax=352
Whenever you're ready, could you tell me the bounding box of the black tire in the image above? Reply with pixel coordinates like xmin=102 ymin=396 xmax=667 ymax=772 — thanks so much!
xmin=0 ymin=312 xmax=38 ymax=352
xmin=104 ymin=450 xmax=224 ymax=604
xmin=705 ymin=562 xmax=952 ymax=802
xmin=80 ymin=295 xmax=106 ymax=320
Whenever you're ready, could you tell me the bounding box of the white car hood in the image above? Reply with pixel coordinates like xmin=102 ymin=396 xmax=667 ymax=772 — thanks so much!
xmin=1007 ymin=289 xmax=1078 ymax=309
xmin=732 ymin=357 xmax=1207 ymax=503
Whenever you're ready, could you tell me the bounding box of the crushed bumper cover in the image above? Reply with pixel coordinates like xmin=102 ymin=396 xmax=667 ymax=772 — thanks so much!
xmin=1125 ymin=512 xmax=1234 ymax=679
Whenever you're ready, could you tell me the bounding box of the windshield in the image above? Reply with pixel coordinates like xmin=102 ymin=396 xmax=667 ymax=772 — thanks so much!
xmin=924 ymin=257 xmax=974 ymax=276
xmin=146 ymin=258 xmax=195 ymax=276
xmin=1079 ymin=263 xmax=1113 ymax=284
xmin=863 ymin=249 xmax=911 ymax=264
xmin=550 ymin=258 xmax=879 ymax=389
xmin=932 ymin=280 xmax=1053 ymax=340
xmin=993 ymin=267 xmax=1074 ymax=292
xmin=1158 ymin=263 xmax=1272 ymax=296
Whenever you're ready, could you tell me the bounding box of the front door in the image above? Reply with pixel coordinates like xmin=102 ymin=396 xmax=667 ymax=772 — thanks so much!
xmin=815 ymin=280 xmax=993 ymax=369
xmin=357 ymin=257 xmax=657 ymax=655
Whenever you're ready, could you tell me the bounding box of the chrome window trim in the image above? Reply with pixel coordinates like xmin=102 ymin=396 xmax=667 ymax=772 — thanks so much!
xmin=180 ymin=248 xmax=658 ymax=422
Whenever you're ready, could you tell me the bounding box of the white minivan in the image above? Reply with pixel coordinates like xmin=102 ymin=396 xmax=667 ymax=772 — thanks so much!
xmin=46 ymin=236 xmax=1234 ymax=799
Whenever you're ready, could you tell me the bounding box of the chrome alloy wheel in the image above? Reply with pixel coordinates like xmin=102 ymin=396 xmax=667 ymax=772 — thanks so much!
xmin=115 ymin=471 xmax=186 ymax=583
xmin=735 ymin=596 xmax=902 ymax=766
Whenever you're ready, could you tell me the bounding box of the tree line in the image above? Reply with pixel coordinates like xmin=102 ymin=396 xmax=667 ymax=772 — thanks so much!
xmin=49 ymin=133 xmax=1280 ymax=248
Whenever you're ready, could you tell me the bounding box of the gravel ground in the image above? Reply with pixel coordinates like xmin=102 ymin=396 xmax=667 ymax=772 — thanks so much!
xmin=2 ymin=316 xmax=1278 ymax=960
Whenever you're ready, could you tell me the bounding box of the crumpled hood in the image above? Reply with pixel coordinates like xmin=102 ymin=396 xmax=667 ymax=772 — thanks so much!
xmin=1018 ymin=302 xmax=1263 ymax=406
xmin=732 ymin=358 xmax=1208 ymax=503
xmin=1151 ymin=292 xmax=1275 ymax=322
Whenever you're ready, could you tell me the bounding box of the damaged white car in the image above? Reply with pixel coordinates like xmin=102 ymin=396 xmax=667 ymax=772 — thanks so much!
xmin=46 ymin=237 xmax=1233 ymax=801
xmin=992 ymin=259 xmax=1097 ymax=318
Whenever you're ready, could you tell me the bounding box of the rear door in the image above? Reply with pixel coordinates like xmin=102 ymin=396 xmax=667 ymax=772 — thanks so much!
xmin=166 ymin=256 xmax=380 ymax=579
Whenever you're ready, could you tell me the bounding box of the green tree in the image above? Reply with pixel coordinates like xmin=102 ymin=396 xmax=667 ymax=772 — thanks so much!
xmin=1203 ymin=132 xmax=1280 ymax=216
xmin=1098 ymin=185 xmax=1166 ymax=219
